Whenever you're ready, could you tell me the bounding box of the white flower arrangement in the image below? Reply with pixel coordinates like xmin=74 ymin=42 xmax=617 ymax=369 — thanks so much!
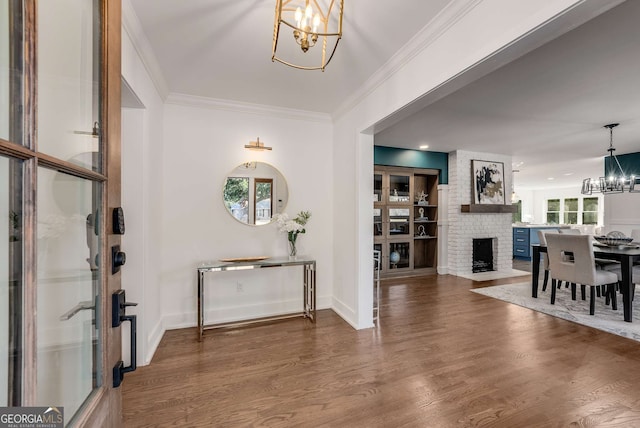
xmin=274 ymin=210 xmax=311 ymax=257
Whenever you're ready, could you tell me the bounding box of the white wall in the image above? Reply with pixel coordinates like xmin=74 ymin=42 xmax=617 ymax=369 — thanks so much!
xmin=332 ymin=0 xmax=588 ymax=328
xmin=118 ymin=0 xmax=602 ymax=359
xmin=160 ymin=99 xmax=333 ymax=329
xmin=604 ymin=193 xmax=640 ymax=236
xmin=120 ymin=25 xmax=165 ymax=365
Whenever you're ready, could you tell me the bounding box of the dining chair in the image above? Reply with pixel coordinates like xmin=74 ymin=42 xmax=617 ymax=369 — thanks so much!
xmin=537 ymin=230 xmax=558 ymax=291
xmin=559 ymin=228 xmax=581 ymax=235
xmin=546 ymin=234 xmax=619 ymax=315
xmin=604 ymin=264 xmax=639 ymax=302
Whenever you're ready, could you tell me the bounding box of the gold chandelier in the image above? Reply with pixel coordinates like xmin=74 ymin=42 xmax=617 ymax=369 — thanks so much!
xmin=272 ymin=0 xmax=343 ymax=71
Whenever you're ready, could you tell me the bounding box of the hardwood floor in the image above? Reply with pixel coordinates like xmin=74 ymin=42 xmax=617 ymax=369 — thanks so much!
xmin=122 ymin=274 xmax=640 ymax=427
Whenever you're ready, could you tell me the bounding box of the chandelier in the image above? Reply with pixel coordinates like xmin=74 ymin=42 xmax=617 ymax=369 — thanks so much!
xmin=581 ymin=123 xmax=639 ymax=194
xmin=272 ymin=0 xmax=343 ymax=71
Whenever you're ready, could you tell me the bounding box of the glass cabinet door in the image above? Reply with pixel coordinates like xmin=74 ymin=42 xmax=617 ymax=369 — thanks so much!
xmin=373 ymin=208 xmax=382 ymax=237
xmin=388 ymin=208 xmax=410 ymax=236
xmin=374 ymin=173 xmax=382 ymax=203
xmin=388 ymin=173 xmax=410 ymax=203
xmin=388 ymin=242 xmax=411 ymax=270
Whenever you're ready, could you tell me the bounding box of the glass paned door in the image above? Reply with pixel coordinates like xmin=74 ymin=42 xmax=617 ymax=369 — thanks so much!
xmin=37 ymin=0 xmax=101 ymax=172
xmin=35 ymin=168 xmax=101 ymax=417
xmin=1 ymin=156 xmax=23 ymax=406
xmin=0 ymin=1 xmax=9 ymax=140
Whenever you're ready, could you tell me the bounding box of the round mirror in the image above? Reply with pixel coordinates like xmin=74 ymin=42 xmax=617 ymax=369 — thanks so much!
xmin=223 ymin=162 xmax=288 ymax=226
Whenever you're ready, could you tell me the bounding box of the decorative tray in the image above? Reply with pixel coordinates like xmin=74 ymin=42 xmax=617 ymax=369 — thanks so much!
xmin=220 ymin=256 xmax=270 ymax=263
xmin=593 ymin=235 xmax=634 ymax=247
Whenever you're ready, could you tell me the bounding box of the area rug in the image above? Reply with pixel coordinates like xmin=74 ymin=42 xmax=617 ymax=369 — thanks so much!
xmin=471 ymin=282 xmax=640 ymax=342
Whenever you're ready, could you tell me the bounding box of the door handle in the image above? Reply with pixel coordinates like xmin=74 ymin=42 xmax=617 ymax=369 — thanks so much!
xmin=112 ymin=290 xmax=138 ymax=388
xmin=59 ymin=300 xmax=95 ymax=321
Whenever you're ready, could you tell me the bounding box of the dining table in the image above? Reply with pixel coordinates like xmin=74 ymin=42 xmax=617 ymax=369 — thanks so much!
xmin=531 ymin=243 xmax=640 ymax=322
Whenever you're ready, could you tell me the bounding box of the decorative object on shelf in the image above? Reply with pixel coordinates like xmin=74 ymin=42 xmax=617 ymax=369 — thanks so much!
xmin=274 ymin=210 xmax=312 ymax=259
xmin=416 ymin=191 xmax=429 ymax=205
xmin=272 ymin=0 xmax=343 ymax=71
xmin=244 ymin=137 xmax=272 ymax=151
xmin=389 ymin=251 xmax=400 ymax=264
xmin=581 ymin=123 xmax=640 ymax=194
xmin=417 ymin=207 xmax=427 ymax=220
xmin=417 ymin=225 xmax=426 ymax=237
xmin=471 ymin=159 xmax=505 ymax=205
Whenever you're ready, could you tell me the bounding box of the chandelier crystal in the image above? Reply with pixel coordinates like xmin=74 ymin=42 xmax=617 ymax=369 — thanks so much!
xmin=581 ymin=123 xmax=639 ymax=194
xmin=272 ymin=0 xmax=343 ymax=71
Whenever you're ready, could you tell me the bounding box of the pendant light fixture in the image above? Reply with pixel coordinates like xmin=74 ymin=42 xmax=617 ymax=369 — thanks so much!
xmin=272 ymin=0 xmax=343 ymax=71
xmin=581 ymin=123 xmax=639 ymax=194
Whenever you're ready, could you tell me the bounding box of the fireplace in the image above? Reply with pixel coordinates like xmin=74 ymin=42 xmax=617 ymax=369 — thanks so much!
xmin=473 ymin=238 xmax=495 ymax=273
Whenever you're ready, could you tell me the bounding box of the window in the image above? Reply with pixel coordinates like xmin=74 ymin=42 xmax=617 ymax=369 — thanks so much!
xmin=546 ymin=199 xmax=560 ymax=224
xmin=512 ymin=200 xmax=522 ymax=223
xmin=583 ymin=197 xmax=599 ymax=225
xmin=563 ymin=198 xmax=578 ymax=224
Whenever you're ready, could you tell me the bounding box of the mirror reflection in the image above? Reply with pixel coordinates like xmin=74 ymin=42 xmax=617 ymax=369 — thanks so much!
xmin=223 ymin=162 xmax=288 ymax=226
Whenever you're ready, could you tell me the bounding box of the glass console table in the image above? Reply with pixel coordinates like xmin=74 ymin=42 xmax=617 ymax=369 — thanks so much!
xmin=197 ymin=256 xmax=316 ymax=340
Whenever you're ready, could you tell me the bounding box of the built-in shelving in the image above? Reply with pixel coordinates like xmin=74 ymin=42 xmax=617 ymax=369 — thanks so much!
xmin=374 ymin=166 xmax=439 ymax=278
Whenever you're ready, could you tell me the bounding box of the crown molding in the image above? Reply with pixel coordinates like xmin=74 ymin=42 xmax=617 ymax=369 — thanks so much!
xmin=332 ymin=0 xmax=483 ymax=121
xmin=165 ymin=93 xmax=332 ymax=124
xmin=121 ymin=0 xmax=170 ymax=100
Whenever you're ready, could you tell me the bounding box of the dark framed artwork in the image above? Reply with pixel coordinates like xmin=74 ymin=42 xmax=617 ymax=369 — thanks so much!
xmin=471 ymin=160 xmax=505 ymax=204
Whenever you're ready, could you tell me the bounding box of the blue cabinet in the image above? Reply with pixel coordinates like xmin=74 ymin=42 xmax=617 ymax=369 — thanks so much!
xmin=513 ymin=226 xmax=562 ymax=260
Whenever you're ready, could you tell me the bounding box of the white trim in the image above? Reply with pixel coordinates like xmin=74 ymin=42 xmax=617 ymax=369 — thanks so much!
xmin=144 ymin=318 xmax=164 ymax=366
xmin=121 ymin=0 xmax=170 ymax=100
xmin=331 ymin=297 xmax=368 ymax=330
xmin=332 ymin=0 xmax=483 ymax=120
xmin=165 ymin=93 xmax=332 ymax=123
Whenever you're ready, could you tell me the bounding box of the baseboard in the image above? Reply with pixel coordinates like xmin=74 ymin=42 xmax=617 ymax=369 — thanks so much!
xmin=330 ymin=296 xmax=359 ymax=329
xmin=163 ymin=295 xmax=334 ymax=331
xmin=144 ymin=318 xmax=165 ymax=366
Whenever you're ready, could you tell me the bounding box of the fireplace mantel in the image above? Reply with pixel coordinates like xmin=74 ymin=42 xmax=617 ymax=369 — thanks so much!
xmin=460 ymin=204 xmax=517 ymax=213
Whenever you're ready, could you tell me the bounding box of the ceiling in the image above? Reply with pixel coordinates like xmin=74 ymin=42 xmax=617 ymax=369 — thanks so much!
xmin=128 ymin=0 xmax=452 ymax=113
xmin=128 ymin=0 xmax=640 ymax=190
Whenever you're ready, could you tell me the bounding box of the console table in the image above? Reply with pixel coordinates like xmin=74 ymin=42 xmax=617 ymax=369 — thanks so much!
xmin=197 ymin=256 xmax=316 ymax=341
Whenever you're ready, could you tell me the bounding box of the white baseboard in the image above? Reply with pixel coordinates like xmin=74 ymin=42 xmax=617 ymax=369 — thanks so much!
xmin=330 ymin=296 xmax=359 ymax=329
xmin=143 ymin=318 xmax=165 ymax=366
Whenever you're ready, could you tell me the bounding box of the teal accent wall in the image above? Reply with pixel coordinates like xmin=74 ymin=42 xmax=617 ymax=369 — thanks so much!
xmin=374 ymin=146 xmax=449 ymax=184
xmin=604 ymin=152 xmax=640 ymax=178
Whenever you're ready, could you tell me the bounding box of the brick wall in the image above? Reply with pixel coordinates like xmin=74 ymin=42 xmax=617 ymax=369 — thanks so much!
xmin=448 ymin=151 xmax=513 ymax=275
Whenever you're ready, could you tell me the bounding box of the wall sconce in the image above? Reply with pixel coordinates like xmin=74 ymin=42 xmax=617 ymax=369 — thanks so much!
xmin=244 ymin=137 xmax=272 ymax=151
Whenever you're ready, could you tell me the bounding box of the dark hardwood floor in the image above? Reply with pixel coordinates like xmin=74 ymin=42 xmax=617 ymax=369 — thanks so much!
xmin=122 ymin=274 xmax=640 ymax=427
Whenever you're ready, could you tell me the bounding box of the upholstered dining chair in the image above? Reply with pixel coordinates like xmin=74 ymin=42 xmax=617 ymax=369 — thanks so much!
xmin=604 ymin=264 xmax=640 ymax=303
xmin=558 ymin=228 xmax=581 ymax=235
xmin=537 ymin=229 xmax=558 ymax=291
xmin=546 ymin=234 xmax=619 ymax=315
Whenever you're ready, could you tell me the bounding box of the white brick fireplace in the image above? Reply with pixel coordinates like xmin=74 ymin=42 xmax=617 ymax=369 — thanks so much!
xmin=448 ymin=151 xmax=514 ymax=276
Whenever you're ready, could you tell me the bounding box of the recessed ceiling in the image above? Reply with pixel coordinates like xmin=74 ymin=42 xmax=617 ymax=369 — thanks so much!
xmin=128 ymin=0 xmax=452 ymax=113
xmin=375 ymin=0 xmax=640 ymax=190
